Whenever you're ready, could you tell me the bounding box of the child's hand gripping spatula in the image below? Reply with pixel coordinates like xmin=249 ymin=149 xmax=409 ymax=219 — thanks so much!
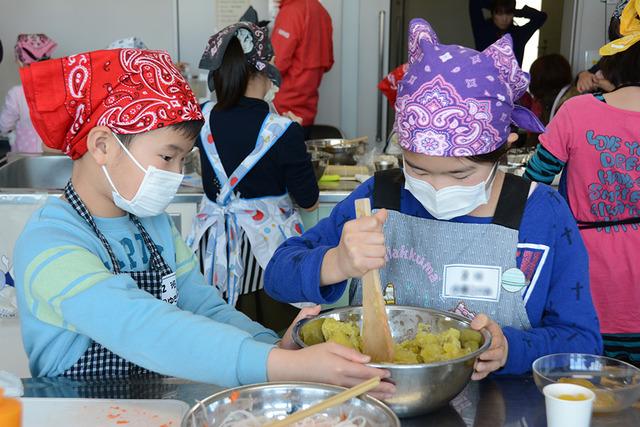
xmin=354 ymin=198 xmax=395 ymax=363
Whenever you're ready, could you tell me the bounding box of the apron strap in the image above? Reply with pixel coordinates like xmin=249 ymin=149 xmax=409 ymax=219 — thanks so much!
xmin=64 ymin=180 xmax=171 ymax=275
xmin=373 ymin=168 xmax=404 ymax=211
xmin=492 ymin=173 xmax=531 ymax=230
xmin=128 ymin=215 xmax=172 ymax=273
xmin=217 ymin=112 xmax=292 ymax=204
xmin=64 ymin=180 xmax=122 ymax=274
xmin=199 ymin=101 xmax=230 ymax=187
xmin=199 ymin=101 xmax=293 ymax=205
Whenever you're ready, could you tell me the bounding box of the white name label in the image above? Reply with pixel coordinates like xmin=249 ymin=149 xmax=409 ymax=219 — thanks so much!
xmin=442 ymin=264 xmax=502 ymax=302
xmin=161 ymin=273 xmax=178 ymax=305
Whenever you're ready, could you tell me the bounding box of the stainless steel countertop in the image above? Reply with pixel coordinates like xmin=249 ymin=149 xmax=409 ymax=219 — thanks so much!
xmin=20 ymin=375 xmax=640 ymax=426
xmin=0 ymin=187 xmax=351 ymax=205
xmin=0 ymin=153 xmax=357 ymax=204
xmin=0 ymin=183 xmax=353 ymax=204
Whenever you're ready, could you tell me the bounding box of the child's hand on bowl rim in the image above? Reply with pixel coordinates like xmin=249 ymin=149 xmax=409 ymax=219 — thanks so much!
xmin=470 ymin=314 xmax=508 ymax=380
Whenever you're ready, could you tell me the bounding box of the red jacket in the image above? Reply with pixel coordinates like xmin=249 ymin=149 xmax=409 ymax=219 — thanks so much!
xmin=272 ymin=0 xmax=333 ymax=126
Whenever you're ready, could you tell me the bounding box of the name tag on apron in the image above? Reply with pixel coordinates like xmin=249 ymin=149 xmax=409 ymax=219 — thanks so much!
xmin=442 ymin=264 xmax=502 ymax=302
xmin=161 ymin=273 xmax=178 ymax=305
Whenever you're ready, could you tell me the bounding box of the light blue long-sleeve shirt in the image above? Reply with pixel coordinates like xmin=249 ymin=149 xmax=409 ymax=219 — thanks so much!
xmin=14 ymin=196 xmax=279 ymax=386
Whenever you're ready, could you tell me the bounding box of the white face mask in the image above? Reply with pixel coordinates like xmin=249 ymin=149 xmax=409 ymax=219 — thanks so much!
xmin=102 ymin=134 xmax=184 ymax=217
xmin=264 ymin=82 xmax=279 ymax=104
xmin=403 ymin=160 xmax=497 ymax=220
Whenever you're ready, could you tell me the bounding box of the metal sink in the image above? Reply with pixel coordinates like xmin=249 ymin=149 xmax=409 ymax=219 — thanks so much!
xmin=0 ymin=155 xmax=72 ymax=190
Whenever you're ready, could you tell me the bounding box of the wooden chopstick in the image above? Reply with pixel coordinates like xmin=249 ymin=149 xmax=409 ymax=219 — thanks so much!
xmin=264 ymin=377 xmax=381 ymax=427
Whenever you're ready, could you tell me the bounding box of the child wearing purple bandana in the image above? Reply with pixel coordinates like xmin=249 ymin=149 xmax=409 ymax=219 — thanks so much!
xmin=265 ymin=19 xmax=602 ymax=379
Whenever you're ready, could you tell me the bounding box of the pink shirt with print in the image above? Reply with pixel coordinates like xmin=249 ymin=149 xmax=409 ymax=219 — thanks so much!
xmin=540 ymin=94 xmax=640 ymax=334
xmin=0 ymin=85 xmax=43 ymax=153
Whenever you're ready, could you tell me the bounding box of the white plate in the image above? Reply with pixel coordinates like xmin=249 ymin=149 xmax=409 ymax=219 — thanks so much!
xmin=21 ymin=397 xmax=189 ymax=427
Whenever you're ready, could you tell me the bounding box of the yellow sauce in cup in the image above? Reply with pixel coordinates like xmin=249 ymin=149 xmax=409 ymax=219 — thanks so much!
xmin=558 ymin=393 xmax=589 ymax=401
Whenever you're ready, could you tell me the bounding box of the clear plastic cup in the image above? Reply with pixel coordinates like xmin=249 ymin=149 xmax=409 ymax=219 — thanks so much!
xmin=543 ymin=383 xmax=595 ymax=427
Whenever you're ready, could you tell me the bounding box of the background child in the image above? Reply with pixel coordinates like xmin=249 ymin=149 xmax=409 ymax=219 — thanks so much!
xmin=189 ymin=22 xmax=318 ymax=331
xmin=0 ymin=34 xmax=57 ymax=153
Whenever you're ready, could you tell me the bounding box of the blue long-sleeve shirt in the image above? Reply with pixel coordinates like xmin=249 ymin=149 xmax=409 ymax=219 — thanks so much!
xmin=265 ymin=176 xmax=603 ymax=375
xmin=14 ymin=197 xmax=279 ymax=386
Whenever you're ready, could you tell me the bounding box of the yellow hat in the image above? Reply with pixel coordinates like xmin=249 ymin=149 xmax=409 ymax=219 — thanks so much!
xmin=600 ymin=0 xmax=640 ymax=56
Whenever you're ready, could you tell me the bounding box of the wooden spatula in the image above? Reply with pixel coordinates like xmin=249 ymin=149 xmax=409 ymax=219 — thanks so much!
xmin=354 ymin=198 xmax=395 ymax=363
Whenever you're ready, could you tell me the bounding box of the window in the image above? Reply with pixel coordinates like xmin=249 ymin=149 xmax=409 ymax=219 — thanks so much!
xmin=515 ymin=0 xmax=543 ymax=72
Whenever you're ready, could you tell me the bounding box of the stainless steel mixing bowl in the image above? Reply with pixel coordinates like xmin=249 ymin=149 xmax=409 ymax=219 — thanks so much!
xmin=181 ymin=382 xmax=400 ymax=426
xmin=310 ymin=150 xmax=331 ymax=181
xmin=293 ymin=305 xmax=492 ymax=417
xmin=533 ymin=353 xmax=640 ymax=413
xmin=305 ymin=139 xmax=365 ymax=165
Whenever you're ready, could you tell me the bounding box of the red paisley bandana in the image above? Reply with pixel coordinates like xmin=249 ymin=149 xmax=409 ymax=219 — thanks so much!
xmin=20 ymin=49 xmax=204 ymax=160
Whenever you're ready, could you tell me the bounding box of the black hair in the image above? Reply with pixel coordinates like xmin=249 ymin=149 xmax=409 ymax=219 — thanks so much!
xmin=608 ymin=16 xmax=622 ymax=42
xmin=468 ymin=141 xmax=511 ymax=164
xmin=491 ymin=0 xmax=516 ymax=14
xmin=116 ymin=120 xmax=204 ymax=146
xmin=209 ymin=37 xmax=257 ymax=111
xmin=599 ymin=41 xmax=640 ymax=88
xmin=529 ymin=54 xmax=572 ymax=100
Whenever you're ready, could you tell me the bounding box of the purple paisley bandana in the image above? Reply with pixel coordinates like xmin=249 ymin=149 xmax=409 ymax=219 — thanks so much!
xmin=395 ymin=19 xmax=545 ymax=157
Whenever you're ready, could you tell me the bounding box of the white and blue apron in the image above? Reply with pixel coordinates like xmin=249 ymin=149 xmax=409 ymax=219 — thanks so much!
xmin=187 ymin=102 xmax=305 ymax=306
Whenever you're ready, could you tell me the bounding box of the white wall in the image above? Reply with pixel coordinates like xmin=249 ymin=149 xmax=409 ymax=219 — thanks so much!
xmin=0 ymin=0 xmax=372 ymax=139
xmin=314 ymin=0 xmax=343 ymax=133
xmin=560 ymin=0 xmax=619 ymax=75
xmin=355 ymin=0 xmax=389 ymax=144
xmin=0 ymin=0 xmax=276 ymax=101
xmin=0 ymin=0 xmax=180 ymax=99
xmin=314 ymin=0 xmax=390 ymax=142
xmin=177 ymin=0 xmax=270 ymax=79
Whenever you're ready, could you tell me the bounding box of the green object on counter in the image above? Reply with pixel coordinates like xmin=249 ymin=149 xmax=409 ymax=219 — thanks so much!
xmin=319 ymin=174 xmax=341 ymax=182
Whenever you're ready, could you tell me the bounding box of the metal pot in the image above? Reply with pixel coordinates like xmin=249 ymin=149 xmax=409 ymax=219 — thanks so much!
xmin=293 ymin=305 xmax=492 ymax=417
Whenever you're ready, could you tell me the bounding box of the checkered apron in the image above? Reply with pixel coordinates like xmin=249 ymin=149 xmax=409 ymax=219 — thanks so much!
xmin=62 ymin=181 xmax=174 ymax=379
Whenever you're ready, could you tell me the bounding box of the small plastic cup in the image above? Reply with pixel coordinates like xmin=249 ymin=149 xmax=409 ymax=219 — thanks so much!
xmin=0 ymin=388 xmax=21 ymax=427
xmin=543 ymin=383 xmax=595 ymax=427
